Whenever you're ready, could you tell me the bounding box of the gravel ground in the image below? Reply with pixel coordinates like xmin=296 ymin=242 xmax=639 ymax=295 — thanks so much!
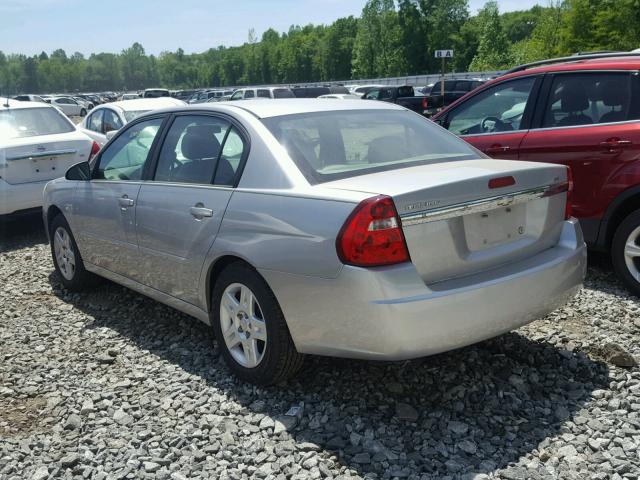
xmin=1 ymin=215 xmax=639 ymax=480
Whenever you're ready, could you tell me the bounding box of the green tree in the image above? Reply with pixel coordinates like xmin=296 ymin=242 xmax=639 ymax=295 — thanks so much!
xmin=469 ymin=1 xmax=513 ymax=71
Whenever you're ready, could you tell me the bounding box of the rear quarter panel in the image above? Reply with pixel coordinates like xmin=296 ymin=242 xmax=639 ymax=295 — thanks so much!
xmin=204 ymin=191 xmax=357 ymax=280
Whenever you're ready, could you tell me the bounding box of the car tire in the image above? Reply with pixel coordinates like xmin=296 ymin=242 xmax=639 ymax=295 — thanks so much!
xmin=611 ymin=210 xmax=640 ymax=296
xmin=211 ymin=262 xmax=304 ymax=385
xmin=80 ymin=108 xmax=87 ymax=117
xmin=50 ymin=214 xmax=100 ymax=291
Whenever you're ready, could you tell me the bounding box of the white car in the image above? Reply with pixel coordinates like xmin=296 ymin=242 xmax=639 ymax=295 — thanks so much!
xmin=229 ymin=87 xmax=295 ymax=100
xmin=0 ymin=99 xmax=96 ymax=217
xmin=348 ymin=85 xmax=384 ymax=97
xmin=77 ymin=97 xmax=186 ymax=146
xmin=13 ymin=95 xmax=48 ymax=103
xmin=120 ymin=93 xmax=140 ymax=101
xmin=50 ymin=97 xmax=87 ymax=117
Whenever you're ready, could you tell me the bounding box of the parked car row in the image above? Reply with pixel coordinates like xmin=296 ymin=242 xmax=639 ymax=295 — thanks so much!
xmin=6 ymin=52 xmax=640 ymax=386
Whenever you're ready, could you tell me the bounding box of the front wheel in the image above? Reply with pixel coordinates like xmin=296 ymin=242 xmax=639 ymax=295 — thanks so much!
xmin=612 ymin=210 xmax=640 ymax=296
xmin=50 ymin=215 xmax=99 ymax=291
xmin=80 ymin=108 xmax=87 ymax=117
xmin=211 ymin=263 xmax=304 ymax=385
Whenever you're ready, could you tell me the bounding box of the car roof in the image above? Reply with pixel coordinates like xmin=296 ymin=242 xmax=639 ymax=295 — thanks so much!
xmin=99 ymin=97 xmax=185 ymax=112
xmin=0 ymin=98 xmax=54 ymax=110
xmin=499 ymin=56 xmax=640 ymax=82
xmin=217 ymin=99 xmax=405 ymax=118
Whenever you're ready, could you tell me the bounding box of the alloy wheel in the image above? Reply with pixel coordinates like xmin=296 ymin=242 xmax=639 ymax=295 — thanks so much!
xmin=623 ymin=225 xmax=640 ymax=282
xmin=219 ymin=283 xmax=267 ymax=368
xmin=53 ymin=227 xmax=76 ymax=281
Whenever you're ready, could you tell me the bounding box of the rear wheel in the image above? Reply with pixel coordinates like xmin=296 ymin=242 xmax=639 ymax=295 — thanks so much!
xmin=612 ymin=210 xmax=640 ymax=296
xmin=211 ymin=263 xmax=304 ymax=385
xmin=80 ymin=108 xmax=87 ymax=117
xmin=50 ymin=215 xmax=99 ymax=291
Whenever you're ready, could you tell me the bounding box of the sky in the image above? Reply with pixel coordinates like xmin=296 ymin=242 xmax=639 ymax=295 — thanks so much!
xmin=0 ymin=0 xmax=541 ymax=57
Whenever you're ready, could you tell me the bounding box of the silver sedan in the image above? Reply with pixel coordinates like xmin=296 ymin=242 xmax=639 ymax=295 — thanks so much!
xmin=43 ymin=100 xmax=586 ymax=384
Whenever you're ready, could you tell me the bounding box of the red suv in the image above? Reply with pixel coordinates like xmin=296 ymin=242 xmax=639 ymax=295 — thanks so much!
xmin=433 ymin=53 xmax=640 ymax=294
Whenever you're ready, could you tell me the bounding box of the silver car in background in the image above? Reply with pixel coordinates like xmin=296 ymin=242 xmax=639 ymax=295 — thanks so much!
xmin=43 ymin=100 xmax=586 ymax=384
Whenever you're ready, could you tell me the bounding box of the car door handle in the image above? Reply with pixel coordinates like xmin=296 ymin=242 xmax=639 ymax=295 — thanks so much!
xmin=600 ymin=139 xmax=632 ymax=149
xmin=118 ymin=196 xmax=134 ymax=208
xmin=485 ymin=145 xmax=511 ymax=154
xmin=190 ymin=206 xmax=213 ymax=218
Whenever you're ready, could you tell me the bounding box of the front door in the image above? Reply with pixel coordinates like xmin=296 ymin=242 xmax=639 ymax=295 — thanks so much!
xmin=72 ymin=116 xmax=165 ymax=276
xmin=441 ymin=75 xmax=540 ymax=159
xmin=135 ymin=114 xmax=247 ymax=306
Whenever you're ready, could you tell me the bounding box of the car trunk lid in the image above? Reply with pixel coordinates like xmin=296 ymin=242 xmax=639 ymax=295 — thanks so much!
xmin=324 ymin=159 xmax=569 ymax=285
xmin=1 ymin=133 xmax=91 ymax=185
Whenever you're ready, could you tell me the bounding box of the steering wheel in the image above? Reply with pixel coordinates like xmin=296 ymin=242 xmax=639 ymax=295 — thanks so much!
xmin=481 ymin=116 xmax=506 ymax=133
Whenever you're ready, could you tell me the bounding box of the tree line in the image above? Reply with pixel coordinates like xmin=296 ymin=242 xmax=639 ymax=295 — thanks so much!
xmin=1 ymin=0 xmax=639 ymax=95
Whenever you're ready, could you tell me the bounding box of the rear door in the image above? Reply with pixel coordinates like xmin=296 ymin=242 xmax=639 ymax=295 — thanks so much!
xmin=519 ymin=71 xmax=640 ymax=222
xmin=441 ymin=75 xmax=541 ymax=159
xmin=72 ymin=116 xmax=165 ymax=276
xmin=134 ymin=114 xmax=248 ymax=306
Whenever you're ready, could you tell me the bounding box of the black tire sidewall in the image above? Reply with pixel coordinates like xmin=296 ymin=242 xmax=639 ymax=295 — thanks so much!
xmin=211 ymin=264 xmax=294 ymax=384
xmin=612 ymin=210 xmax=640 ymax=296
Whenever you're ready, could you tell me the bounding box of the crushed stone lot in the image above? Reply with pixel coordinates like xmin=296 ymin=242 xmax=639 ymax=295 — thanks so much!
xmin=1 ymin=216 xmax=639 ymax=480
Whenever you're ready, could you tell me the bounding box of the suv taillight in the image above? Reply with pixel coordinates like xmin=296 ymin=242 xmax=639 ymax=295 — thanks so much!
xmin=336 ymin=195 xmax=410 ymax=267
xmin=422 ymin=97 xmax=427 ymax=110
xmin=88 ymin=141 xmax=100 ymax=161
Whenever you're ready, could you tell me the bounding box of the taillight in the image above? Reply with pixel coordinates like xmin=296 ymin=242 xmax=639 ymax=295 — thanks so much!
xmin=542 ymin=167 xmax=573 ymax=220
xmin=336 ymin=195 xmax=410 ymax=267
xmin=421 ymin=97 xmax=427 ymax=110
xmin=565 ymin=166 xmax=573 ymax=220
xmin=88 ymin=141 xmax=100 ymax=161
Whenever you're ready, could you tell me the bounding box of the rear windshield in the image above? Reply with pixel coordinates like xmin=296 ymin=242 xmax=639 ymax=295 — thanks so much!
xmin=0 ymin=107 xmax=75 ymax=139
xmin=123 ymin=110 xmax=150 ymax=122
xmin=263 ymin=110 xmax=478 ymax=184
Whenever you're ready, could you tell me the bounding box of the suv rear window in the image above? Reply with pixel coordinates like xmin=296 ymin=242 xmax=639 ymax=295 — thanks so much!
xmin=263 ymin=110 xmax=477 ymax=184
xmin=0 ymin=107 xmax=75 ymax=139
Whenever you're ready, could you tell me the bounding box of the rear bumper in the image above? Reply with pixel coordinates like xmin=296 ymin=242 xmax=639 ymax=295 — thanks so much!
xmin=262 ymin=219 xmax=586 ymax=360
xmin=0 ymin=179 xmax=47 ymax=216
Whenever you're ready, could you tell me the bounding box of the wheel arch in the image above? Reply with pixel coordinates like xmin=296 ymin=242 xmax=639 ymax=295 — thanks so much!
xmin=45 ymin=205 xmax=65 ymax=239
xmin=204 ymin=254 xmax=260 ymax=313
xmin=599 ymin=185 xmax=640 ymax=251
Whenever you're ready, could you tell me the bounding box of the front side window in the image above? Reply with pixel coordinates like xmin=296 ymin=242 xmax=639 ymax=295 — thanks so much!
xmin=541 ymin=72 xmax=638 ymax=128
xmin=0 ymin=107 xmax=74 ymax=139
xmin=364 ymin=90 xmax=380 ymax=100
xmin=263 ymin=109 xmax=478 ymax=184
xmin=95 ymin=117 xmax=163 ymax=181
xmin=154 ymin=115 xmax=245 ymax=186
xmin=87 ymin=110 xmax=103 ymax=132
xmin=445 ymin=76 xmax=536 ymax=136
xmin=230 ymin=91 xmax=243 ymax=101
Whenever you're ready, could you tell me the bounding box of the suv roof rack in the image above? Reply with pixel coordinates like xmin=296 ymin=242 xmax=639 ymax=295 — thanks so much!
xmin=504 ymin=51 xmax=640 ymax=75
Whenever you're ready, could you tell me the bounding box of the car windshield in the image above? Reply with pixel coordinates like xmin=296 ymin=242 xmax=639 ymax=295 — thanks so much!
xmin=122 ymin=110 xmax=150 ymax=122
xmin=0 ymin=107 xmax=75 ymax=139
xmin=263 ymin=109 xmax=478 ymax=184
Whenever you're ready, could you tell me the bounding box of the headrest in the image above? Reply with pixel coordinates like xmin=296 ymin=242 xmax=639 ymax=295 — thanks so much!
xmin=600 ymin=79 xmax=628 ymax=107
xmin=560 ymin=84 xmax=589 ymax=113
xmin=181 ymin=125 xmax=221 ymax=160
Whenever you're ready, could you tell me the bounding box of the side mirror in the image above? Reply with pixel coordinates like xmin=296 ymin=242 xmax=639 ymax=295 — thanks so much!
xmin=106 ymin=130 xmax=118 ymax=141
xmin=65 ymin=161 xmax=91 ymax=181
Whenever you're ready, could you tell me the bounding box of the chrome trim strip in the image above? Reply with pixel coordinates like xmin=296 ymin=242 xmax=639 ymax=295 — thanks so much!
xmin=460 ymin=129 xmax=528 ymax=138
xmin=400 ymin=185 xmax=553 ymax=226
xmin=7 ymin=149 xmax=78 ymax=161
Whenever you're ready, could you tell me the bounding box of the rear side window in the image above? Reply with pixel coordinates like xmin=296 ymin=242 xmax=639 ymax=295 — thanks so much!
xmin=541 ymin=72 xmax=639 ymax=128
xmin=273 ymin=88 xmax=295 ymax=99
xmin=0 ymin=107 xmax=74 ymax=139
xmin=263 ymin=110 xmax=477 ymax=184
xmin=103 ymin=109 xmax=123 ymax=133
xmin=257 ymin=89 xmax=271 ymax=98
xmin=397 ymin=86 xmax=414 ymax=97
xmin=154 ymin=115 xmax=245 ymax=186
xmin=87 ymin=110 xmax=103 ymax=132
xmin=244 ymin=90 xmax=255 ymax=99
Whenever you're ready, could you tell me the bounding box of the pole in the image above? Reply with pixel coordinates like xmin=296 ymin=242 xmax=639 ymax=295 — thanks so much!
xmin=441 ymin=55 xmax=445 ymax=100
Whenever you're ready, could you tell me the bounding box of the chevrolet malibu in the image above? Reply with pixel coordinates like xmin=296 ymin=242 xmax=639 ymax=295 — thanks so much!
xmin=43 ymin=100 xmax=586 ymax=384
